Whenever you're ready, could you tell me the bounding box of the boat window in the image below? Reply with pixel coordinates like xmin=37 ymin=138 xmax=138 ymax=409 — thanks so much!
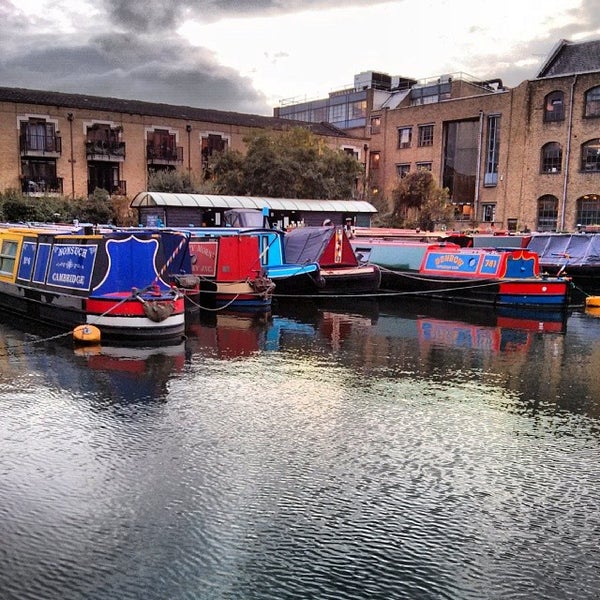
xmin=0 ymin=240 xmax=18 ymax=275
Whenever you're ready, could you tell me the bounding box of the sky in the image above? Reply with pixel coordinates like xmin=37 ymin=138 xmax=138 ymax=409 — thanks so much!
xmin=1 ymin=0 xmax=599 ymax=116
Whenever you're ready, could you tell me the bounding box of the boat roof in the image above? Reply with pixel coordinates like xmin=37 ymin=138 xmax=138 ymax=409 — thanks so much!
xmin=131 ymin=192 xmax=378 ymax=214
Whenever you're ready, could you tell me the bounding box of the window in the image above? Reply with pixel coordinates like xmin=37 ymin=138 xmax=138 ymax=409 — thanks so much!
xmin=484 ymin=115 xmax=500 ymax=186
xmin=312 ymin=107 xmax=327 ymax=122
xmin=544 ymin=91 xmax=565 ymax=122
xmin=369 ymin=152 xmax=381 ymax=170
xmin=537 ymin=195 xmax=558 ymax=231
xmin=20 ymin=119 xmax=60 ymax=153
xmin=418 ymin=124 xmax=434 ymax=146
xmin=20 ymin=158 xmax=61 ymax=194
xmin=482 ymin=204 xmax=496 ymax=223
xmin=200 ymin=134 xmax=228 ymax=174
xmin=147 ymin=129 xmax=180 ymax=162
xmin=581 ymin=139 xmax=600 ymax=172
xmin=350 ymin=100 xmax=367 ymax=120
xmin=576 ymin=194 xmax=600 ymax=226
xmin=398 ymin=126 xmax=412 ymax=149
xmin=0 ymin=240 xmax=18 ymax=276
xmin=328 ymin=103 xmax=346 ymax=123
xmin=370 ymin=117 xmax=381 ymax=134
xmin=396 ymin=163 xmax=410 ymax=178
xmin=541 ymin=142 xmax=562 ymax=173
xmin=584 ymin=86 xmax=600 ymax=118
xmin=416 ymin=162 xmax=432 ymax=171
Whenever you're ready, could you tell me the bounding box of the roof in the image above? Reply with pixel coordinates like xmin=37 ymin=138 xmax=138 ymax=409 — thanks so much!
xmin=537 ymin=39 xmax=600 ymax=78
xmin=130 ymin=192 xmax=378 ymax=214
xmin=0 ymin=86 xmax=352 ymax=138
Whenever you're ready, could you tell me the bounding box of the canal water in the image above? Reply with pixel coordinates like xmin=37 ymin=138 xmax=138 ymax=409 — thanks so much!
xmin=0 ymin=298 xmax=599 ymax=600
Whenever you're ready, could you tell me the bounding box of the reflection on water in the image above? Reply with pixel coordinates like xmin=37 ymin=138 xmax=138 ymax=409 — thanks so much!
xmin=0 ymin=299 xmax=599 ymax=600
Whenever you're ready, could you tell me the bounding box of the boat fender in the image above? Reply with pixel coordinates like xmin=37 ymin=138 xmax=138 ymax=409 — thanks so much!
xmin=73 ymin=324 xmax=102 ymax=344
xmin=142 ymin=301 xmax=175 ymax=322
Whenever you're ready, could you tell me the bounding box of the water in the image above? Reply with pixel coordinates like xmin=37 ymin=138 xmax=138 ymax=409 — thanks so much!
xmin=1 ymin=299 xmax=599 ymax=600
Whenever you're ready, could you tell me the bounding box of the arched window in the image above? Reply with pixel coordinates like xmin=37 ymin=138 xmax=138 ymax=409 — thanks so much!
xmin=584 ymin=86 xmax=600 ymax=117
xmin=541 ymin=142 xmax=562 ymax=173
xmin=581 ymin=139 xmax=600 ymax=172
xmin=576 ymin=195 xmax=600 ymax=227
xmin=544 ymin=91 xmax=565 ymax=122
xmin=537 ymin=195 xmax=558 ymax=232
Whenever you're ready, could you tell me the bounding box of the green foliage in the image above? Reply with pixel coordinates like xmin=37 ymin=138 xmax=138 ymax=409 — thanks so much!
xmin=211 ymin=127 xmax=363 ymax=199
xmin=148 ymin=170 xmax=196 ymax=193
xmin=390 ymin=171 xmax=454 ymax=230
xmin=0 ymin=189 xmax=77 ymax=223
xmin=0 ymin=188 xmax=131 ymax=225
xmin=73 ymin=188 xmax=113 ymax=224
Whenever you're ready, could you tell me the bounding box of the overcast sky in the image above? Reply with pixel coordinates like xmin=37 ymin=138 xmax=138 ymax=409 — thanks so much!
xmin=1 ymin=0 xmax=599 ymax=116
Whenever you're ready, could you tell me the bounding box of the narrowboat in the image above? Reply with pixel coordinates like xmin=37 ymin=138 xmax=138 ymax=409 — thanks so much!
xmin=527 ymin=233 xmax=600 ymax=297
xmin=0 ymin=224 xmax=187 ymax=341
xmin=283 ymin=226 xmax=381 ymax=296
xmin=184 ymin=231 xmax=274 ymax=311
xmin=351 ymin=237 xmax=572 ymax=308
xmin=174 ymin=208 xmax=324 ymax=298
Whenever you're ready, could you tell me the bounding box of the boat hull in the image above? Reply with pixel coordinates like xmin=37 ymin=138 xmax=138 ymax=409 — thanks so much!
xmin=319 ymin=264 xmax=381 ymax=296
xmin=0 ymin=227 xmax=188 ymax=342
xmin=354 ymin=238 xmax=571 ymax=309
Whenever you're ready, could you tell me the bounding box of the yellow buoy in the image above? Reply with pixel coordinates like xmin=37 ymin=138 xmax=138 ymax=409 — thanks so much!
xmin=73 ymin=324 xmax=102 ymax=344
xmin=585 ymin=296 xmax=600 ymax=308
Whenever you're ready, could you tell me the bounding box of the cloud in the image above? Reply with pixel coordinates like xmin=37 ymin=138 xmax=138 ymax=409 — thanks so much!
xmin=0 ymin=0 xmax=390 ymax=113
xmin=455 ymin=0 xmax=600 ymax=87
xmin=102 ymin=0 xmax=392 ymax=30
xmin=0 ymin=0 xmax=598 ymax=115
xmin=0 ymin=1 xmax=274 ymax=113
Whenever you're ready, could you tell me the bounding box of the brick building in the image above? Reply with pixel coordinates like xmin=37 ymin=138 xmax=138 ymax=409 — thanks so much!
xmin=1 ymin=38 xmax=599 ymax=232
xmin=0 ymin=88 xmax=366 ymax=202
xmin=277 ymin=38 xmax=600 ymax=232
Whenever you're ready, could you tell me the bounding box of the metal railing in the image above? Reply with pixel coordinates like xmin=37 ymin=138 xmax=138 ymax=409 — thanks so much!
xmin=87 ymin=180 xmax=127 ymax=196
xmin=85 ymin=140 xmax=126 ymax=158
xmin=146 ymin=145 xmax=184 ymax=163
xmin=20 ymin=177 xmax=64 ymax=195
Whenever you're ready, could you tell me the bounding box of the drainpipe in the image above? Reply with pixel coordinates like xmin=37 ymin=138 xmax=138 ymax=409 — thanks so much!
xmin=186 ymin=124 xmax=192 ymax=174
xmin=363 ymin=143 xmax=369 ymax=201
xmin=561 ymin=74 xmax=577 ymax=231
xmin=67 ymin=113 xmax=75 ymax=198
xmin=474 ymin=110 xmax=484 ymax=224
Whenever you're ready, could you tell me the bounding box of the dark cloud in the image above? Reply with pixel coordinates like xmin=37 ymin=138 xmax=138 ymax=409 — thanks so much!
xmin=1 ymin=0 xmax=388 ymax=113
xmin=0 ymin=30 xmax=271 ymax=114
xmin=102 ymin=0 xmax=387 ymax=31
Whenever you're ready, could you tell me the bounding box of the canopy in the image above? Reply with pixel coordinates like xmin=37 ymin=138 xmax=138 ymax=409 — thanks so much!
xmin=528 ymin=233 xmax=600 ymax=266
xmin=131 ymin=192 xmax=377 ymax=214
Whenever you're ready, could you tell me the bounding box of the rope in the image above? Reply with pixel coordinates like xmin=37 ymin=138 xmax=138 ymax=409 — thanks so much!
xmin=184 ymin=292 xmax=243 ymax=312
xmin=152 ymin=231 xmax=189 ymax=287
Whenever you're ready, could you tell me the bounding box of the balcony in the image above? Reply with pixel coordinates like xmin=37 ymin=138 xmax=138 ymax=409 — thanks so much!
xmin=147 ymin=144 xmax=183 ymax=165
xmin=21 ymin=177 xmax=63 ymax=195
xmin=86 ymin=140 xmax=126 ymax=161
xmin=19 ymin=134 xmax=62 ymax=157
xmin=87 ymin=180 xmax=127 ymax=196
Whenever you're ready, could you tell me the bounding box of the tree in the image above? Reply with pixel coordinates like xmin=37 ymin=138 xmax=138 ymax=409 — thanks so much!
xmin=147 ymin=170 xmax=196 ymax=193
xmin=390 ymin=170 xmax=454 ymax=230
xmin=211 ymin=127 xmax=363 ymax=199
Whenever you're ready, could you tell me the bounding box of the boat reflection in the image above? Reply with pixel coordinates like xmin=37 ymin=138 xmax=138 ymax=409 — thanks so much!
xmin=376 ymin=298 xmax=568 ymax=352
xmin=186 ymin=310 xmax=274 ymax=358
